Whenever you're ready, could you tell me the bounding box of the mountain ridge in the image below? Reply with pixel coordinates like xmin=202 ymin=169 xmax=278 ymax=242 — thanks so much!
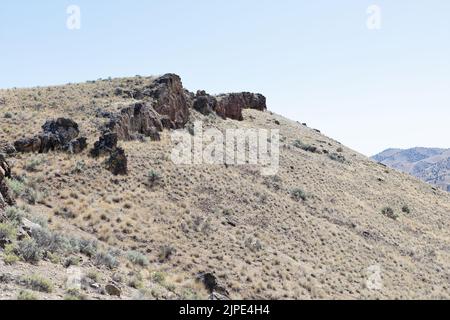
xmin=372 ymin=147 xmax=450 ymax=192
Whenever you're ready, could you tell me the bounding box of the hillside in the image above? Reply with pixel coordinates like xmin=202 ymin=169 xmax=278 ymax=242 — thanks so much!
xmin=1 ymin=74 xmax=450 ymax=300
xmin=372 ymin=148 xmax=450 ymax=192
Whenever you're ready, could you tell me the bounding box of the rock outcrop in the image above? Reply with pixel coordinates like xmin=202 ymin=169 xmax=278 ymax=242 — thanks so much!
xmin=0 ymin=154 xmax=15 ymax=211
xmin=192 ymin=91 xmax=267 ymax=121
xmin=14 ymin=118 xmax=87 ymax=154
xmin=0 ymin=143 xmax=16 ymax=155
xmin=90 ymin=132 xmax=118 ymax=158
xmin=214 ymin=92 xmax=267 ymax=121
xmin=105 ymin=102 xmax=163 ymax=142
xmin=193 ymin=90 xmax=217 ymax=115
xmin=143 ymin=74 xmax=190 ymax=129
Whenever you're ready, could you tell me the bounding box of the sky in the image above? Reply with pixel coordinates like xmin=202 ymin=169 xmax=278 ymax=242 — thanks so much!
xmin=1 ymin=1 xmax=449 ymax=156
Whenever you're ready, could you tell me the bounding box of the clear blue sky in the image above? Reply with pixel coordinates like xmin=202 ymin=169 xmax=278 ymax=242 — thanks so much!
xmin=1 ymin=1 xmax=449 ymax=155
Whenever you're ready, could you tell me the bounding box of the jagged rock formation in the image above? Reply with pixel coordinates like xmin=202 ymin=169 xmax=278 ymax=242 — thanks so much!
xmin=194 ymin=91 xmax=267 ymax=121
xmin=105 ymin=102 xmax=163 ymax=142
xmin=144 ymin=74 xmax=190 ymax=129
xmin=112 ymin=74 xmax=267 ymax=126
xmin=372 ymin=147 xmax=450 ymax=191
xmin=193 ymin=90 xmax=217 ymax=115
xmin=90 ymin=132 xmax=119 ymax=158
xmin=90 ymin=75 xmax=267 ymax=177
xmin=215 ymin=92 xmax=266 ymax=121
xmin=14 ymin=118 xmax=88 ymax=154
xmin=0 ymin=154 xmax=15 ymax=211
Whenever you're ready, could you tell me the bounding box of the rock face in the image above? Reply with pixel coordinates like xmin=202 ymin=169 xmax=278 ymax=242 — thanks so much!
xmin=214 ymin=92 xmax=267 ymax=121
xmin=105 ymin=148 xmax=128 ymax=176
xmin=106 ymin=102 xmax=163 ymax=142
xmin=192 ymin=91 xmax=267 ymax=121
xmin=0 ymin=154 xmax=15 ymax=211
xmin=14 ymin=118 xmax=87 ymax=154
xmin=193 ymin=91 xmax=217 ymax=115
xmin=144 ymin=74 xmax=190 ymax=129
xmin=90 ymin=132 xmax=118 ymax=158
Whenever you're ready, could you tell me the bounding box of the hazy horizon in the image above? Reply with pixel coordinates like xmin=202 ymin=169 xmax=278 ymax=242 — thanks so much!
xmin=1 ymin=0 xmax=449 ymax=156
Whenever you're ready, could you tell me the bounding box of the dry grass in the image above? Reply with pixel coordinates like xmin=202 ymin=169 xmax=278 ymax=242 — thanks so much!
xmin=1 ymin=77 xmax=450 ymax=300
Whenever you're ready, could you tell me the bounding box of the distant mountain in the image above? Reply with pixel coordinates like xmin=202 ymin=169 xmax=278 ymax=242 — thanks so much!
xmin=372 ymin=147 xmax=450 ymax=191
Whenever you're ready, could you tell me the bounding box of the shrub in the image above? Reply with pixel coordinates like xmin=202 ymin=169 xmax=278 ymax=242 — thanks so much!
xmin=94 ymin=251 xmax=119 ymax=269
xmin=0 ymin=222 xmax=17 ymax=241
xmin=181 ymin=288 xmax=201 ymax=300
xmin=63 ymin=256 xmax=81 ymax=268
xmin=293 ymin=140 xmax=317 ymax=153
xmin=263 ymin=175 xmax=282 ymax=191
xmin=127 ymin=250 xmax=149 ymax=267
xmin=27 ymin=215 xmax=48 ymax=229
xmin=54 ymin=207 xmax=76 ymax=219
xmin=152 ymin=271 xmax=166 ymax=285
xmin=17 ymin=290 xmax=38 ymax=300
xmin=72 ymin=161 xmax=86 ymax=174
xmin=2 ymin=244 xmax=19 ymax=265
xmin=17 ymin=238 xmax=43 ymax=264
xmin=5 ymin=178 xmax=25 ymax=198
xmin=4 ymin=112 xmax=13 ymax=119
xmin=22 ymin=187 xmax=43 ymax=205
xmin=128 ymin=274 xmax=144 ymax=289
xmin=3 ymin=253 xmax=20 ymax=265
xmin=86 ymin=270 xmax=100 ymax=282
xmin=70 ymin=238 xmax=98 ymax=257
xmin=148 ymin=170 xmax=162 ymax=187
xmin=31 ymin=228 xmax=71 ymax=254
xmin=4 ymin=206 xmax=25 ymax=225
xmin=328 ymin=153 xmax=346 ymax=164
xmin=22 ymin=275 xmax=53 ymax=293
xmin=24 ymin=157 xmax=44 ymax=172
xmin=64 ymin=288 xmax=86 ymax=300
xmin=381 ymin=207 xmax=398 ymax=220
xmin=291 ymin=188 xmax=307 ymax=202
xmin=402 ymin=205 xmax=411 ymax=214
xmin=158 ymin=245 xmax=175 ymax=262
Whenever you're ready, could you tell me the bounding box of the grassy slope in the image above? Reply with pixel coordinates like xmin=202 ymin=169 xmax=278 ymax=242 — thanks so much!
xmin=1 ymin=77 xmax=450 ymax=299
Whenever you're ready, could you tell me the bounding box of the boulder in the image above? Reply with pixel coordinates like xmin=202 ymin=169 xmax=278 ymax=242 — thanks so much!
xmin=106 ymin=102 xmax=163 ymax=141
xmin=0 ymin=143 xmax=16 ymax=155
xmin=42 ymin=118 xmax=80 ymax=145
xmin=196 ymin=272 xmax=229 ymax=297
xmin=106 ymin=148 xmax=128 ymax=176
xmin=105 ymin=283 xmax=122 ymax=297
xmin=144 ymin=74 xmax=190 ymax=128
xmin=14 ymin=136 xmax=42 ymax=153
